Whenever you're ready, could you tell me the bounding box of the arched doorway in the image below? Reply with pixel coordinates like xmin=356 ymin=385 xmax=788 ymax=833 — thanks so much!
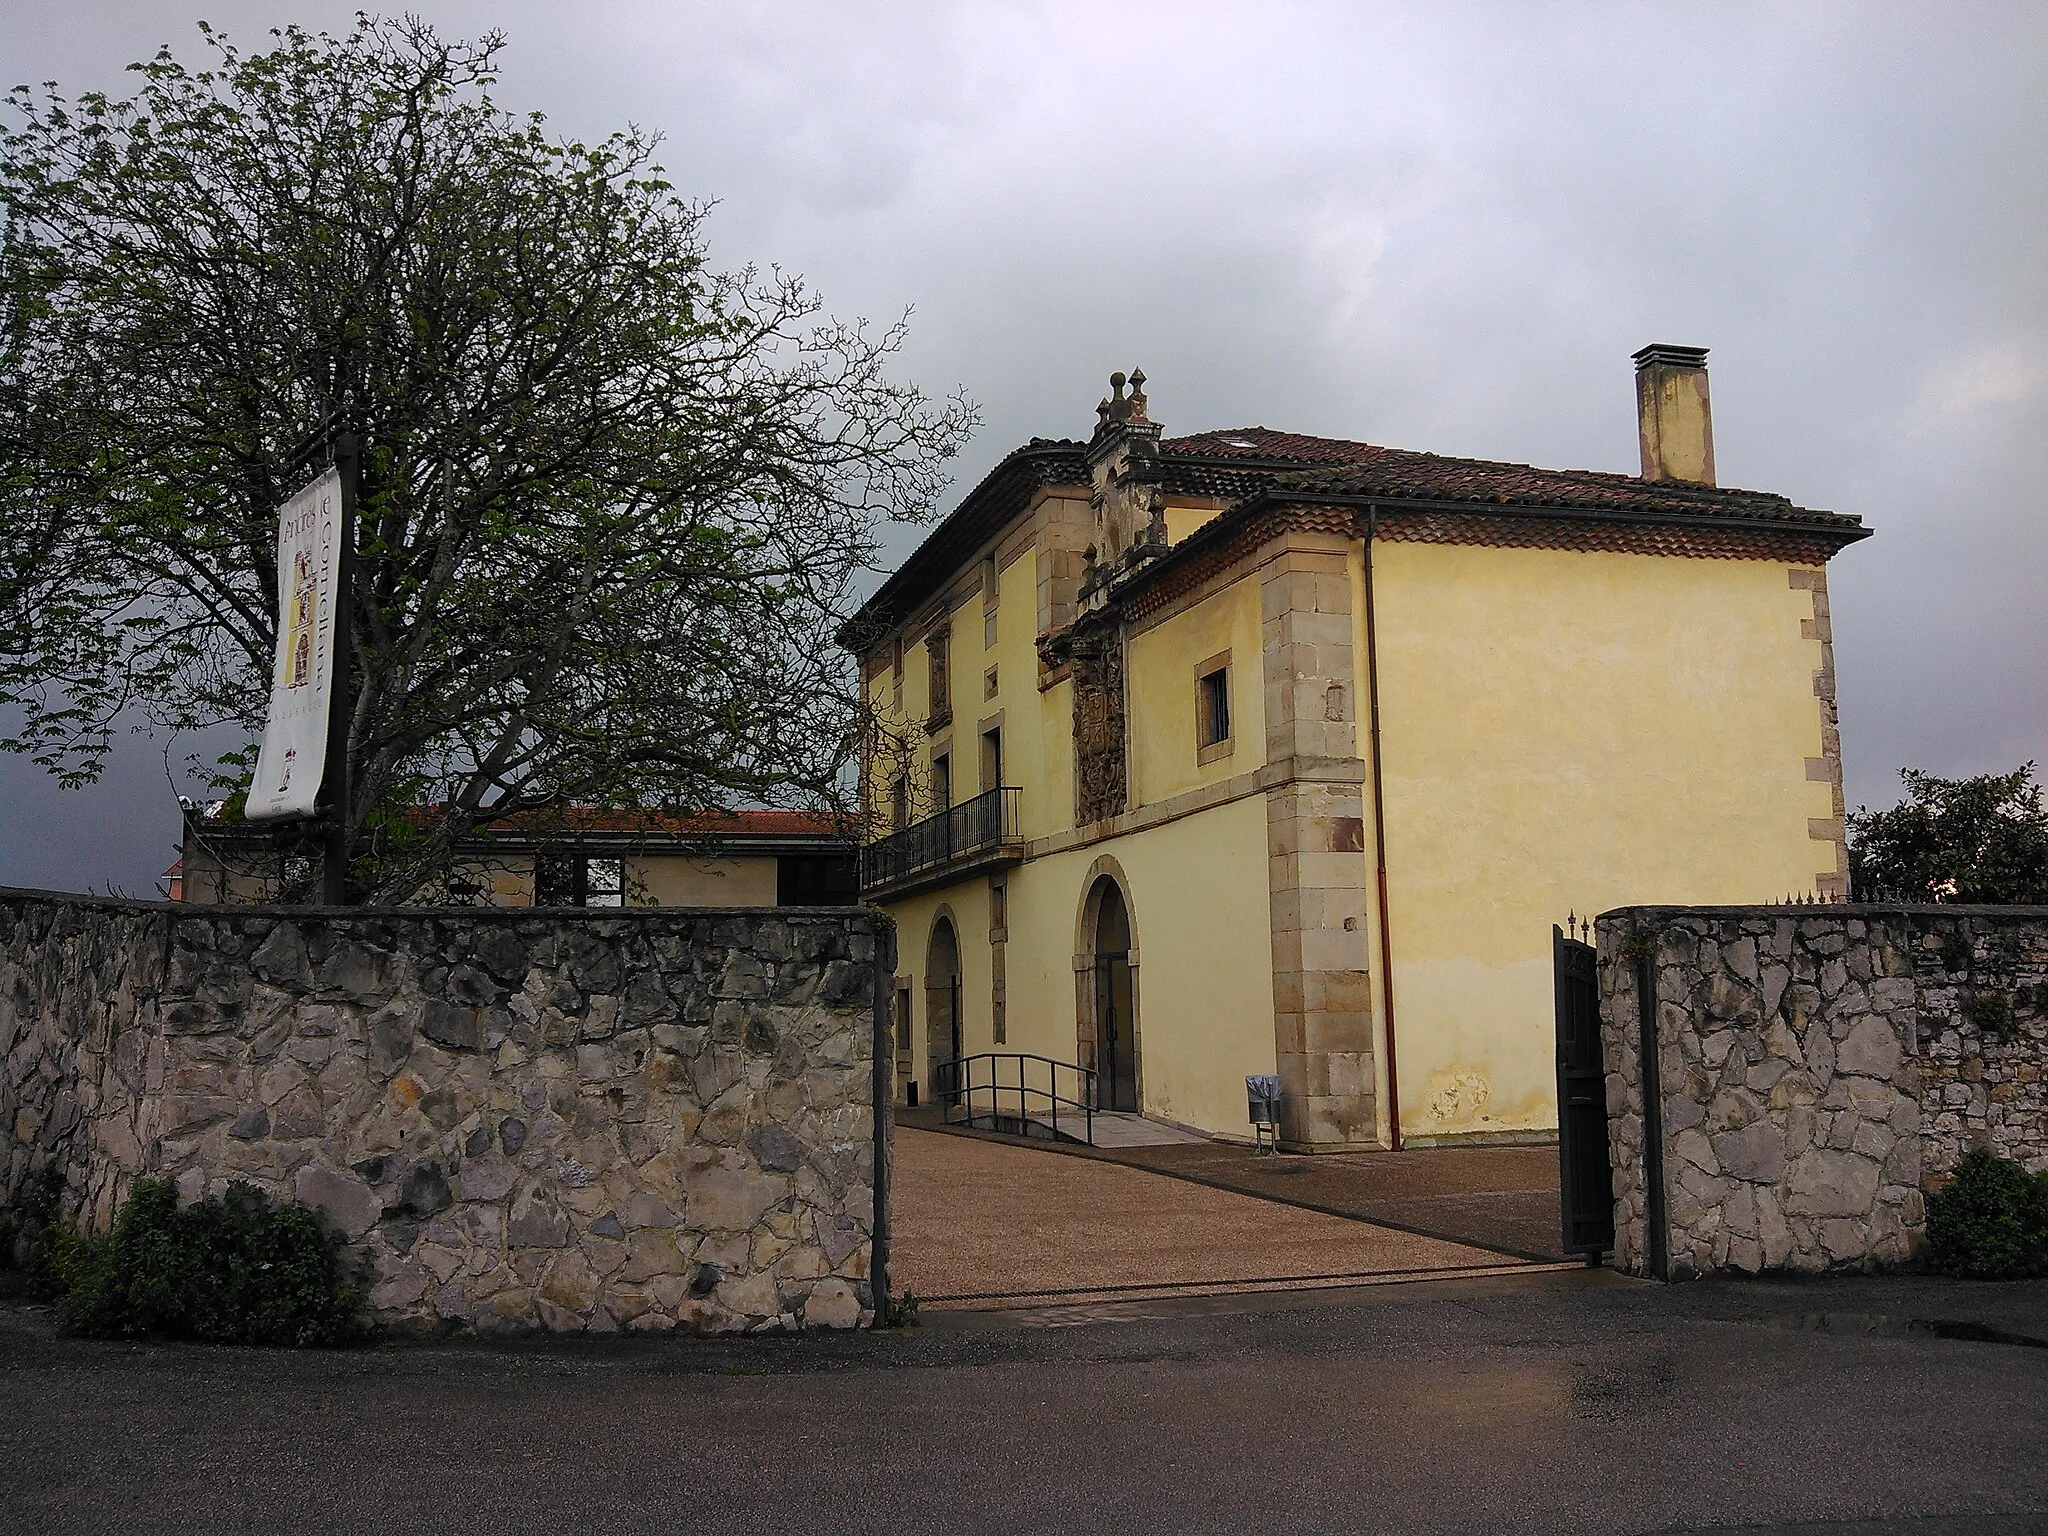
xmin=1087 ymin=878 xmax=1139 ymax=1112
xmin=924 ymin=914 xmax=963 ymax=1105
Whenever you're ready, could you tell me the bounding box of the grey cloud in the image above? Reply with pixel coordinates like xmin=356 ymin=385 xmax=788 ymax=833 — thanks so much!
xmin=3 ymin=0 xmax=2042 ymax=889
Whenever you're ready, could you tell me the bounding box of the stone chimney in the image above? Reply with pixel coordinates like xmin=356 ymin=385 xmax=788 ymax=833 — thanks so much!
xmin=1633 ymin=344 xmax=1715 ymax=486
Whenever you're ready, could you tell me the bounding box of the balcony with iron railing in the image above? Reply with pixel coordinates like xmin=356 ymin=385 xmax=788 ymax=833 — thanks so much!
xmin=860 ymin=785 xmax=1023 ymax=901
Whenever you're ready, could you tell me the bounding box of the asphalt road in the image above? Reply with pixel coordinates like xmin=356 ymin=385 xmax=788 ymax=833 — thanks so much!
xmin=3 ymin=1270 xmax=2046 ymax=1536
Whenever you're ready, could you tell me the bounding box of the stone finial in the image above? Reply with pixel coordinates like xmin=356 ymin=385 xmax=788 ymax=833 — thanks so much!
xmin=1096 ymin=397 xmax=1111 ymax=430
xmin=1128 ymin=368 xmax=1148 ymax=423
xmin=1140 ymin=486 xmax=1167 ymax=551
xmin=1107 ymin=371 xmax=1130 ymax=424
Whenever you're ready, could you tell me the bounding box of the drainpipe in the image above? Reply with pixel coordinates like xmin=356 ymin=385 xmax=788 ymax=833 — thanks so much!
xmin=1362 ymin=505 xmax=1404 ymax=1151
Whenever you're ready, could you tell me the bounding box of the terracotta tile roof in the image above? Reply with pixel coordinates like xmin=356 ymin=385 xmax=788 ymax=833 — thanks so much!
xmin=188 ymin=804 xmax=851 ymax=844
xmin=480 ymin=808 xmax=852 ymax=840
xmin=1161 ymin=427 xmax=1858 ymax=526
xmin=841 ymin=420 xmax=1865 ymax=652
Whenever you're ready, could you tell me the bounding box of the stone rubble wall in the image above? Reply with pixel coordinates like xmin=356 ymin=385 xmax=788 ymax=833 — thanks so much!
xmin=0 ymin=896 xmax=163 ymax=1241
xmin=1 ymin=889 xmax=890 ymax=1333
xmin=1596 ymin=905 xmax=2048 ymax=1279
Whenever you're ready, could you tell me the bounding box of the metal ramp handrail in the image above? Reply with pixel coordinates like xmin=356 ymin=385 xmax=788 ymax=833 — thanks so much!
xmin=931 ymin=1051 xmax=1096 ymax=1146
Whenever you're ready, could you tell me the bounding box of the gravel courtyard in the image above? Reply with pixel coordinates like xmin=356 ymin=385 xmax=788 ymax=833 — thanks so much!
xmin=887 ymin=1125 xmax=1554 ymax=1305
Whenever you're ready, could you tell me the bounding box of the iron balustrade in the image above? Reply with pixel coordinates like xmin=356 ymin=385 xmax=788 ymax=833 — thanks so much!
xmin=930 ymin=1052 xmax=1096 ymax=1146
xmin=861 ymin=785 xmax=1020 ymax=893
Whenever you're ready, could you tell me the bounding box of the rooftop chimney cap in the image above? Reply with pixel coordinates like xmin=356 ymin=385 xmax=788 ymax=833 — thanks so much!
xmin=1634 ymin=342 xmax=1715 ymax=486
xmin=1633 ymin=343 xmax=1709 ymax=371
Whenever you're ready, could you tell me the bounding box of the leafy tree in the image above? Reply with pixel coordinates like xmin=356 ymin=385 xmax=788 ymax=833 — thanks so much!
xmin=0 ymin=17 xmax=972 ymax=902
xmin=1848 ymin=764 xmax=2048 ymax=904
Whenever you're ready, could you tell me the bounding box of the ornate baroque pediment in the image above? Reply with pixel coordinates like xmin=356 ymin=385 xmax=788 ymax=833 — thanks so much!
xmin=1080 ymin=370 xmax=1169 ymax=611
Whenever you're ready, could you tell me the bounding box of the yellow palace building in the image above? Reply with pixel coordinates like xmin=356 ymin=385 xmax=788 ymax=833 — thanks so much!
xmin=843 ymin=347 xmax=1867 ymax=1151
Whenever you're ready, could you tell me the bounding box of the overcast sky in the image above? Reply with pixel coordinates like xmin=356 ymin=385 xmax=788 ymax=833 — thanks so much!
xmin=3 ymin=1 xmax=2044 ymax=894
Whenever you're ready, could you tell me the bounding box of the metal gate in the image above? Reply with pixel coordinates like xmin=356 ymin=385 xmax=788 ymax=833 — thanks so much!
xmin=1553 ymin=924 xmax=1614 ymax=1262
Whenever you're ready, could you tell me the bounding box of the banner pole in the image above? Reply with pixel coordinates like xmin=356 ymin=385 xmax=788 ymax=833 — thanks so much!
xmin=321 ymin=432 xmax=358 ymax=906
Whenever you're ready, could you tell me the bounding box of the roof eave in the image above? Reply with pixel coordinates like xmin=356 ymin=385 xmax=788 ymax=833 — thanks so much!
xmin=1090 ymin=485 xmax=1870 ymax=615
xmin=1249 ymin=487 xmax=1871 ymax=546
xmin=836 ymin=441 xmax=1089 ymax=653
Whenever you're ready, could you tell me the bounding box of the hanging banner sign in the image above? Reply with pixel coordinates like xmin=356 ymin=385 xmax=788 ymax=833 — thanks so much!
xmin=246 ymin=466 xmax=343 ymax=821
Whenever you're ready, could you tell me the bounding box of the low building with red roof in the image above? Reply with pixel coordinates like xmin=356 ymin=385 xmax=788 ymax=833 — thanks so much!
xmin=177 ymin=804 xmax=855 ymax=909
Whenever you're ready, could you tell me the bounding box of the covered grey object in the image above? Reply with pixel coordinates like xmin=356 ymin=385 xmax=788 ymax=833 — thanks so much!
xmin=1245 ymin=1074 xmax=1283 ymax=1125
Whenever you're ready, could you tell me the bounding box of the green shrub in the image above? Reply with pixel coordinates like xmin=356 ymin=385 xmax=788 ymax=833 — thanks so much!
xmin=1923 ymin=1147 xmax=2048 ymax=1279
xmin=56 ymin=1178 xmax=367 ymax=1346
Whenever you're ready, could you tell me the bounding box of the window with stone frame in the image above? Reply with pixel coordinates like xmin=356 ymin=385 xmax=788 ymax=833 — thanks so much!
xmin=982 ymin=555 xmax=999 ymax=649
xmin=980 ymin=725 xmax=1003 ymax=794
xmin=1196 ymin=652 xmax=1233 ymax=765
xmin=926 ymin=624 xmax=951 ymax=730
